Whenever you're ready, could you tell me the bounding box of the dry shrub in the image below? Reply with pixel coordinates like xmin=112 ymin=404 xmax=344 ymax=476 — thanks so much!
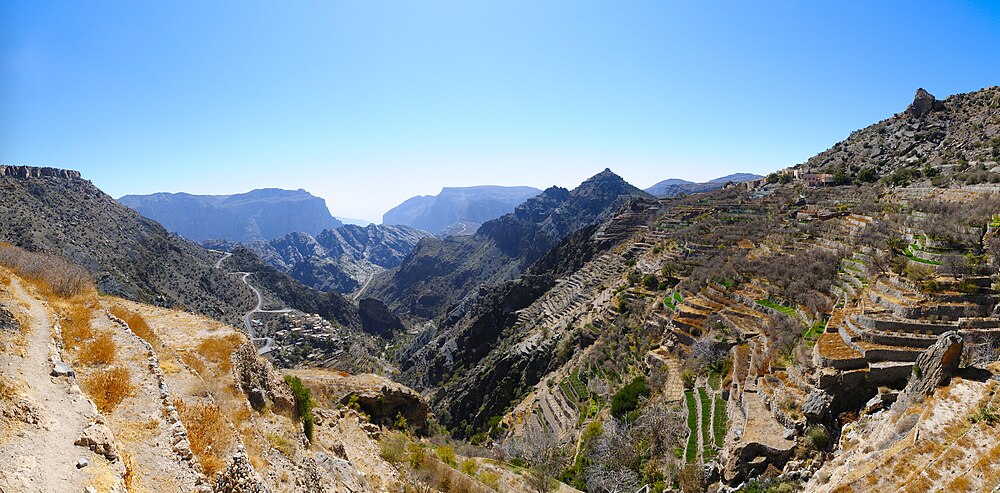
xmin=79 ymin=331 xmax=116 ymax=366
xmin=108 ymin=305 xmax=161 ymax=348
xmin=83 ymin=366 xmax=134 ymax=412
xmin=160 ymin=358 xmax=181 ymax=374
xmin=58 ymin=302 xmax=94 ymax=352
xmin=196 ymin=333 xmax=245 ymax=373
xmin=947 ymin=475 xmax=972 ymax=492
xmin=0 ymin=375 xmax=19 ymax=400
xmin=175 ymin=399 xmax=231 ymax=476
xmin=0 ymin=244 xmax=93 ymax=298
xmin=121 ymin=450 xmax=143 ymax=492
xmin=180 ymin=351 xmax=207 ymax=375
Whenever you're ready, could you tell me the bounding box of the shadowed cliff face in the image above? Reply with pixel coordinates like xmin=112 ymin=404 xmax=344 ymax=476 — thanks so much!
xmin=366 ymin=169 xmax=652 ymax=320
xmin=119 ymin=188 xmax=343 ymax=243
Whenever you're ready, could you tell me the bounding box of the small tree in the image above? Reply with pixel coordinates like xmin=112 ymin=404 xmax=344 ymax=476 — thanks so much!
xmin=284 ymin=375 xmax=314 ymax=442
xmin=521 ymin=427 xmax=564 ymax=492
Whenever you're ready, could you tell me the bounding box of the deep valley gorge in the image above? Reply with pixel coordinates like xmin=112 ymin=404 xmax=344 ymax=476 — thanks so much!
xmin=2 ymin=85 xmax=1000 ymax=493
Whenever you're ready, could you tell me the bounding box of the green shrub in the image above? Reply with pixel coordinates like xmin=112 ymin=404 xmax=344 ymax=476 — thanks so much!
xmin=681 ymin=369 xmax=696 ymax=390
xmin=806 ymin=424 xmax=830 ymax=450
xmin=284 ymin=375 xmax=314 ymax=442
xmin=379 ymin=433 xmax=407 ymax=464
xmin=611 ymin=376 xmax=650 ymax=419
xmin=407 ymin=442 xmax=426 ymax=468
xmin=460 ymin=458 xmax=478 ymax=475
xmin=437 ymin=444 xmax=456 ymax=466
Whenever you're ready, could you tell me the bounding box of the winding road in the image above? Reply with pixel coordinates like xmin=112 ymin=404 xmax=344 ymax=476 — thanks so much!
xmin=212 ymin=250 xmax=290 ymax=355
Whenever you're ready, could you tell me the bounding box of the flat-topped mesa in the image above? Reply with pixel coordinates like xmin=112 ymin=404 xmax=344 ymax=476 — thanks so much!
xmin=905 ymin=87 xmax=946 ymax=118
xmin=0 ymin=165 xmax=82 ymax=179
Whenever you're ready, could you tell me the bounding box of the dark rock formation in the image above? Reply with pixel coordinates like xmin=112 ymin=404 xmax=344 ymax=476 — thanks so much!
xmin=119 ymin=188 xmax=342 ymax=243
xmin=357 ymin=298 xmax=404 ymax=337
xmin=0 ymin=165 xmax=82 ymax=179
xmin=383 ymin=185 xmax=541 ymax=236
xmin=905 ymin=88 xmax=946 ymax=118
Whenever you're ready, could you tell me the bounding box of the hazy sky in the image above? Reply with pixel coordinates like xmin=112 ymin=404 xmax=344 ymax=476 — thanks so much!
xmin=3 ymin=1 xmax=999 ymax=222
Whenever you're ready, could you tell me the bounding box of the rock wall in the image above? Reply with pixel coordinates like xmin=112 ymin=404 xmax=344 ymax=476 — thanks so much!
xmin=0 ymin=165 xmax=82 ymax=179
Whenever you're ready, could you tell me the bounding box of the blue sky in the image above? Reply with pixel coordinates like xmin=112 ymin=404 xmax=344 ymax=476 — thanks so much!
xmin=3 ymin=1 xmax=999 ymax=222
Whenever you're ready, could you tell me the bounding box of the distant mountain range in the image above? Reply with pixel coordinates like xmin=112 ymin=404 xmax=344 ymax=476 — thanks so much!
xmin=244 ymin=224 xmax=433 ymax=294
xmin=118 ymin=188 xmax=342 ymax=243
xmin=366 ymin=168 xmax=652 ymax=319
xmin=0 ymin=167 xmax=378 ymax=333
xmin=644 ymin=173 xmax=762 ymax=197
xmin=382 ymin=185 xmax=541 ymax=236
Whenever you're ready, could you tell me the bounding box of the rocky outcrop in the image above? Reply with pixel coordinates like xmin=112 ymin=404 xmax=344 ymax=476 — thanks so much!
xmin=900 ymin=331 xmax=963 ymax=400
xmin=0 ymin=165 xmax=82 ymax=179
xmin=297 ymin=371 xmax=431 ymax=434
xmin=905 ymin=88 xmax=946 ymax=118
xmin=214 ymin=451 xmax=269 ymax=493
xmin=797 ymin=85 xmax=1000 ymax=185
xmin=232 ymin=342 xmax=294 ymax=413
xmin=358 ymin=298 xmax=405 ymax=337
xmin=802 ymin=390 xmax=833 ymax=423
xmin=75 ymin=422 xmax=120 ymax=461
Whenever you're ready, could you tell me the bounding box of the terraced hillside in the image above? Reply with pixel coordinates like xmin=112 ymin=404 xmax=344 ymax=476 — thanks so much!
xmin=460 ymin=172 xmax=998 ymax=491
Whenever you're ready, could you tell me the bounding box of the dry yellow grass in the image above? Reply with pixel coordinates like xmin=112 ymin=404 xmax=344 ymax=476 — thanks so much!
xmin=159 ymin=357 xmax=181 ymax=374
xmin=83 ymin=366 xmax=134 ymax=412
xmin=196 ymin=333 xmax=245 ymax=373
xmin=121 ymin=450 xmax=145 ymax=493
xmin=0 ymin=375 xmax=19 ymax=401
xmin=108 ymin=305 xmax=162 ymax=348
xmin=0 ymin=243 xmax=93 ymax=298
xmin=58 ymin=302 xmax=94 ymax=352
xmin=180 ymin=351 xmax=206 ymax=375
xmin=175 ymin=399 xmax=232 ymax=476
xmin=78 ymin=331 xmax=116 ymax=366
xmin=116 ymin=418 xmax=161 ymax=443
xmin=946 ymin=475 xmax=973 ymax=492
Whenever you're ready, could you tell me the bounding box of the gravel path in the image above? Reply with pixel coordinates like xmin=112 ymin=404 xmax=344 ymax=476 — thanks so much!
xmin=0 ymin=278 xmax=117 ymax=492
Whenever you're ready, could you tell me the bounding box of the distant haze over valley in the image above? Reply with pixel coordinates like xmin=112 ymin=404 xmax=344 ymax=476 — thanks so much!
xmin=119 ymin=189 xmax=342 ymax=243
xmin=382 ymin=185 xmax=542 ymax=236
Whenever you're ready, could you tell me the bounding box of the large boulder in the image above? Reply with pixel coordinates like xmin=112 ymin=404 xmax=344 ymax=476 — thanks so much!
xmin=901 ymin=331 xmax=963 ymax=401
xmin=75 ymin=422 xmax=119 ymax=461
xmin=802 ymin=390 xmax=833 ymax=423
